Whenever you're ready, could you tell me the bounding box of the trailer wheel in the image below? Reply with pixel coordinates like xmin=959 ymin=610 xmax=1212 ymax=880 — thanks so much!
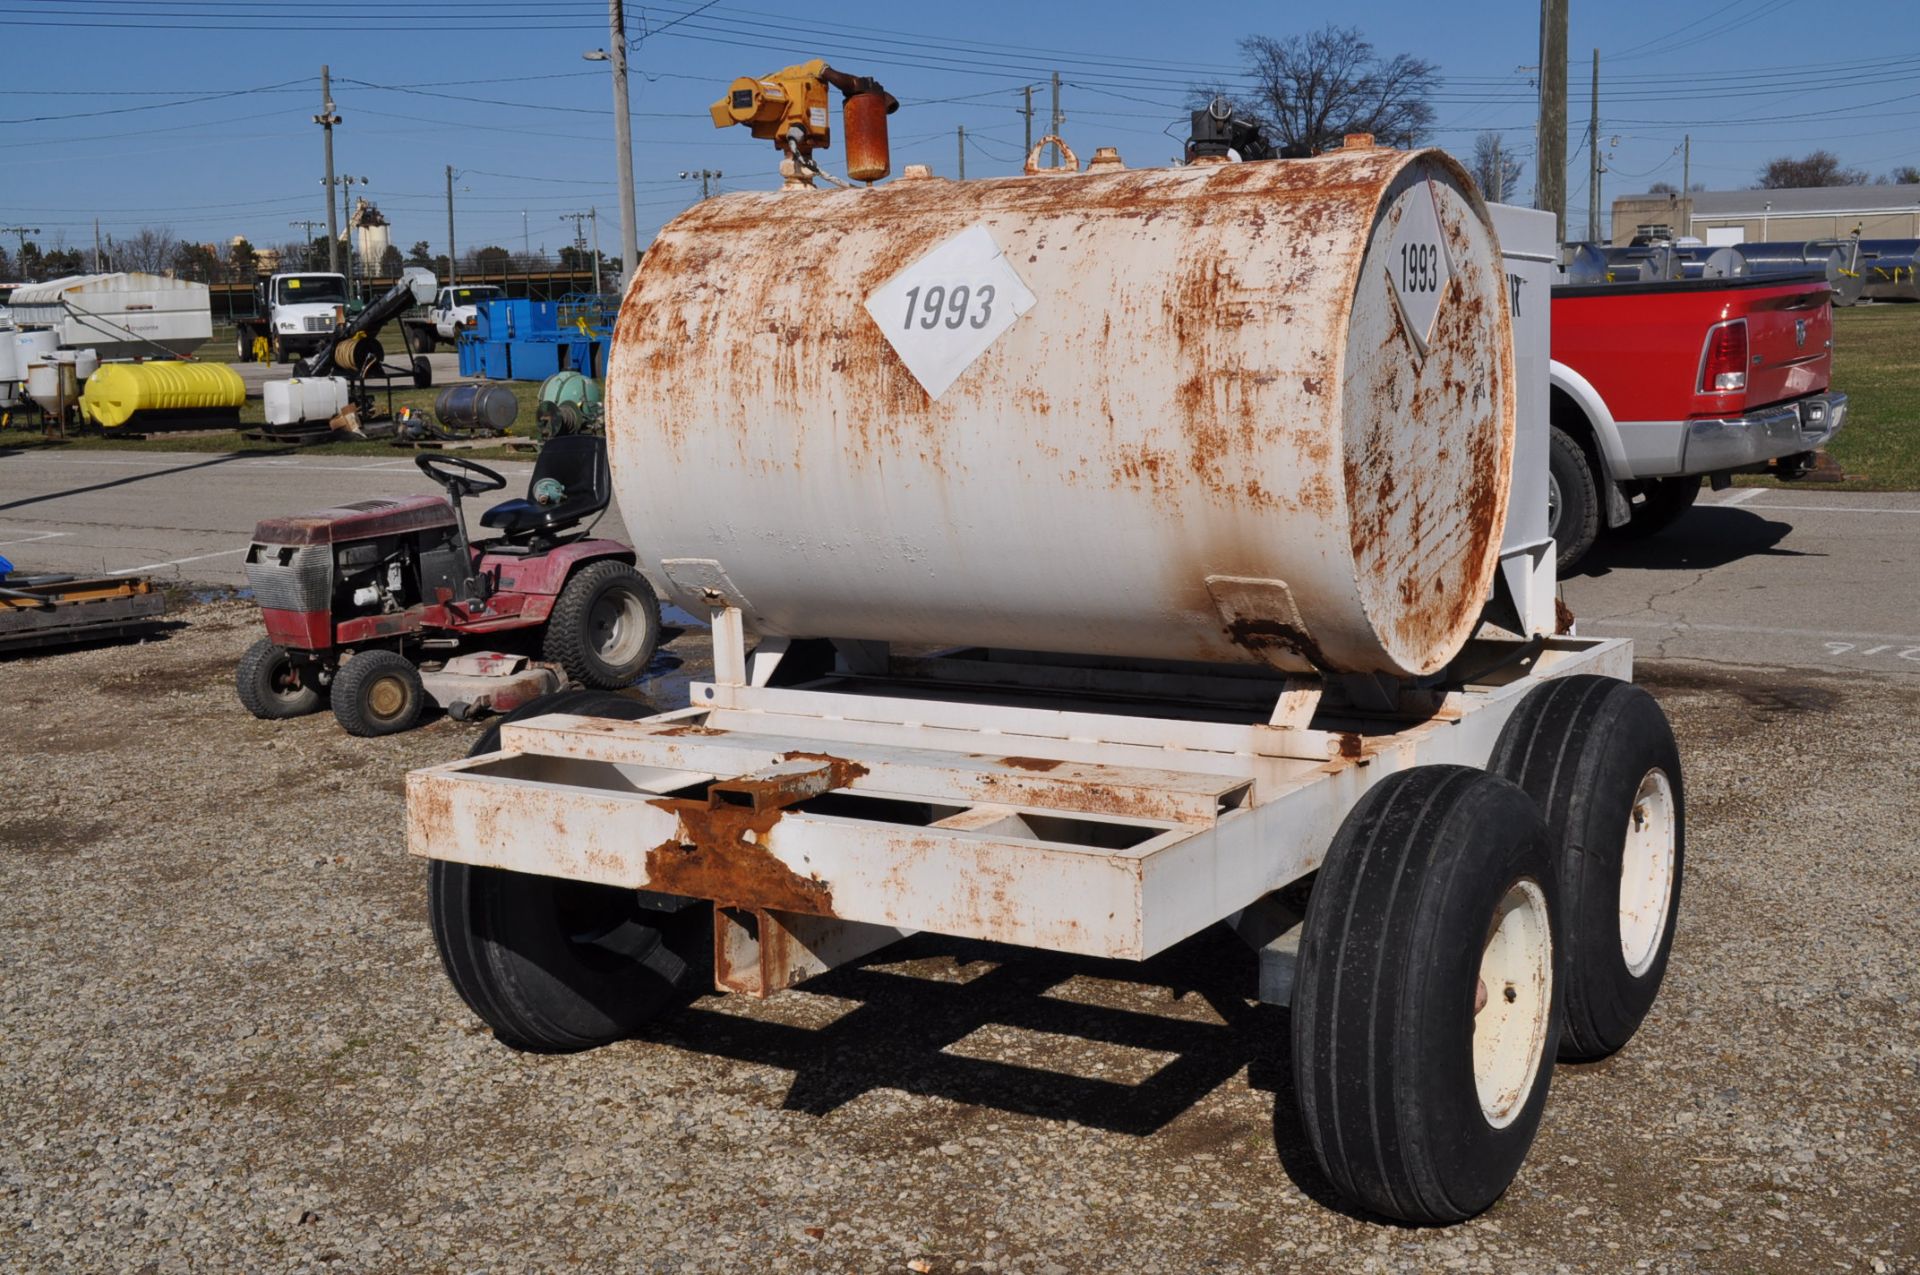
xmin=430 ymin=688 xmax=705 ymax=1052
xmin=234 ymin=637 xmax=322 ymax=718
xmin=1615 ymin=477 xmax=1700 ymax=539
xmin=412 ymin=355 xmax=433 ymax=390
xmin=1293 ymin=765 xmax=1563 ymax=1224
xmin=545 ymin=561 xmax=661 ymax=689
xmin=1548 ymin=426 xmax=1601 ymax=573
xmin=330 ymin=649 xmax=425 ymax=736
xmin=1489 ymin=675 xmax=1683 ymax=1060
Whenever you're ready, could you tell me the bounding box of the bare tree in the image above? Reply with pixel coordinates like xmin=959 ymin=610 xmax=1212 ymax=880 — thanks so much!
xmin=1220 ymin=26 xmax=1439 ymax=154
xmin=1755 ymin=151 xmax=1867 ymax=189
xmin=113 ymin=226 xmax=181 ymax=273
xmin=1881 ymin=165 xmax=1920 ymax=185
xmin=1469 ymin=131 xmax=1524 ymax=202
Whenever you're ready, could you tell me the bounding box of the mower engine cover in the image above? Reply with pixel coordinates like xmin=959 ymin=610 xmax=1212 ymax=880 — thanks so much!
xmin=245 ymin=495 xmax=459 ymax=651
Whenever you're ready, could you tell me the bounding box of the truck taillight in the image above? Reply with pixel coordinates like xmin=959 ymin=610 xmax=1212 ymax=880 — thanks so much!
xmin=1699 ymin=319 xmax=1748 ymax=394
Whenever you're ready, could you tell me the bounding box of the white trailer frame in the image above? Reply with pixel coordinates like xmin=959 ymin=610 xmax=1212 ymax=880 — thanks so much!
xmin=408 ymin=617 xmax=1629 ymax=997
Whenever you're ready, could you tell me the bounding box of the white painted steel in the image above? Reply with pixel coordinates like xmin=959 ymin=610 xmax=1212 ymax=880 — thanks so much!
xmin=406 ymin=635 xmax=1631 ymax=961
xmin=610 ymin=147 xmax=1516 ymax=678
xmin=6 ymin=272 xmax=212 ymax=359
xmin=1620 ymin=768 xmax=1678 ymax=977
xmin=1473 ymin=877 xmax=1553 ymax=1129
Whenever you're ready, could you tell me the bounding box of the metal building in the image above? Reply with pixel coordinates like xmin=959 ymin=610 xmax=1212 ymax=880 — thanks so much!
xmin=1610 ymin=185 xmax=1920 ymax=246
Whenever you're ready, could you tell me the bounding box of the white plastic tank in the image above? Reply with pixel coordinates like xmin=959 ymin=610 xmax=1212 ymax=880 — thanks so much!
xmin=609 ymin=144 xmax=1515 ymax=677
xmin=264 ymin=376 xmax=353 ymax=426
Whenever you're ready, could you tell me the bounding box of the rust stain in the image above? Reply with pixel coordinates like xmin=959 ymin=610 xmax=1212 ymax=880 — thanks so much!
xmin=1224 ymin=615 xmax=1329 ymax=670
xmin=998 ymin=756 xmax=1064 ymax=772
xmin=653 ymin=723 xmax=727 ymax=737
xmin=779 ymin=751 xmax=872 ymax=787
xmin=1555 ymin=597 xmax=1576 ymax=635
xmin=644 ymin=799 xmax=835 ymax=916
xmin=1337 ymin=732 xmax=1365 ymax=759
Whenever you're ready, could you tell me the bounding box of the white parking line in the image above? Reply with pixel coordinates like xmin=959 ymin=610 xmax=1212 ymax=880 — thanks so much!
xmin=1733 ymin=503 xmax=1920 ymax=515
xmin=0 ymin=530 xmax=68 ymax=547
xmin=107 ymin=548 xmax=248 ymax=576
xmin=1714 ymin=488 xmax=1764 ymax=506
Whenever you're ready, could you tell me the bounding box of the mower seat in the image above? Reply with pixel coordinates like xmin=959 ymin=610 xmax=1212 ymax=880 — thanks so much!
xmin=480 ymin=435 xmax=612 ymax=540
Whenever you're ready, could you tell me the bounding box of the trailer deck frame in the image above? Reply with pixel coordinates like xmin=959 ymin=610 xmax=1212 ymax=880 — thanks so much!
xmin=408 ymin=617 xmax=1630 ymax=995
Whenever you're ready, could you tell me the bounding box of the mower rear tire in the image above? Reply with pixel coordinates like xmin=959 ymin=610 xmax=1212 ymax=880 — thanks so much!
xmin=331 ymin=649 xmax=425 ymax=736
xmin=545 ymin=561 xmax=661 ymax=689
xmin=431 ymin=687 xmax=702 ymax=1052
xmin=235 ymin=637 xmax=322 ymax=719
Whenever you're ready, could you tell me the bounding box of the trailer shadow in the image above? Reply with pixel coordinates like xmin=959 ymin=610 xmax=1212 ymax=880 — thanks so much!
xmin=1572 ymin=505 xmax=1818 ymax=576
xmin=644 ymin=923 xmax=1375 ymax=1220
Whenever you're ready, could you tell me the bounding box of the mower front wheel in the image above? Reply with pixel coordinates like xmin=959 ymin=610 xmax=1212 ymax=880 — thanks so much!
xmin=235 ymin=637 xmax=323 ymax=719
xmin=545 ymin=561 xmax=661 ymax=689
xmin=332 ymin=649 xmax=425 ymax=737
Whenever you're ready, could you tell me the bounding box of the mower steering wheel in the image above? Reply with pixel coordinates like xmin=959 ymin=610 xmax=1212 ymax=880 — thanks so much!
xmin=415 ymin=453 xmax=508 ymax=498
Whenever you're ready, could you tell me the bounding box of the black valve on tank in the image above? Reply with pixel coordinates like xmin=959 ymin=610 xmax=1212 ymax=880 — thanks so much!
xmin=1186 ymin=97 xmax=1276 ymax=163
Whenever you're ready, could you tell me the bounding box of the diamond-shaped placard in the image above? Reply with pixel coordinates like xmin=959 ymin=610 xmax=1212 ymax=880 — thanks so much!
xmin=864 ymin=224 xmax=1037 ymax=400
xmin=1385 ymin=178 xmax=1454 ymax=357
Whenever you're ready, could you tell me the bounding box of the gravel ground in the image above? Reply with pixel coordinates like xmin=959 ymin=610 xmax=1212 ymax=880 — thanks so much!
xmin=1 ymin=599 xmax=1915 ymax=1273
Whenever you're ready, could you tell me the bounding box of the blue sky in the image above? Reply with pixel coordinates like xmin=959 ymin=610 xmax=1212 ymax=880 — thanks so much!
xmin=4 ymin=0 xmax=1917 ymax=261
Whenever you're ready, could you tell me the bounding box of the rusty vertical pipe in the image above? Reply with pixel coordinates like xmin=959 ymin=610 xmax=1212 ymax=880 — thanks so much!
xmin=843 ymin=92 xmax=891 ymax=184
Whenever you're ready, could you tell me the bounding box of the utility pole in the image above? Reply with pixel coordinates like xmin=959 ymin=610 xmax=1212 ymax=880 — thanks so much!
xmin=1021 ymin=84 xmax=1034 ymax=156
xmin=590 ymin=206 xmax=603 ymax=294
xmin=957 ymin=125 xmax=966 ymax=180
xmin=4 ymin=226 xmax=41 ymax=279
xmin=315 ymin=65 xmax=341 ymax=273
xmin=289 ymin=218 xmax=322 ymax=268
xmin=608 ymin=1 xmax=640 ymax=287
xmin=678 ymin=169 xmax=721 ymax=199
xmin=1681 ymin=134 xmax=1692 ymax=238
xmin=445 ymin=165 xmax=458 ymax=286
xmin=1490 ymin=133 xmax=1502 ymax=201
xmin=1050 ymin=71 xmax=1063 ymax=165
xmin=521 ymin=209 xmax=530 ymax=264
xmin=93 ymin=218 xmax=103 ymax=272
xmin=1535 ymin=0 xmax=1568 ymax=243
xmin=1588 ymin=48 xmax=1601 ymax=243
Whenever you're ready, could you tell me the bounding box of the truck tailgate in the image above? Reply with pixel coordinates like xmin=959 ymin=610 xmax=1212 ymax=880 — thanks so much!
xmin=1743 ymin=284 xmax=1831 ymax=408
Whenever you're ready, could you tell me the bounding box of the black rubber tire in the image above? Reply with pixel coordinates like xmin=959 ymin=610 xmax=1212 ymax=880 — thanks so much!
xmin=544 ymin=561 xmax=661 ymax=690
xmin=1293 ymin=766 xmax=1564 ymax=1225
xmin=414 ymin=327 xmax=436 ymax=355
xmin=236 ymin=329 xmax=254 ymax=363
xmin=412 ymin=355 xmax=433 ymax=390
xmin=234 ymin=636 xmax=322 ymax=719
xmin=1615 ymin=477 xmax=1701 ymax=539
xmin=1548 ymin=425 xmax=1602 ymax=573
xmin=330 ymin=649 xmax=425 ymax=737
xmin=1488 ymin=675 xmax=1684 ymax=1061
xmin=431 ymin=688 xmax=704 ymax=1052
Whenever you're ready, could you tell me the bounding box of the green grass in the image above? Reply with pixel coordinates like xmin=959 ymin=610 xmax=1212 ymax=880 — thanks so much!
xmin=1818 ymin=304 xmax=1920 ymax=490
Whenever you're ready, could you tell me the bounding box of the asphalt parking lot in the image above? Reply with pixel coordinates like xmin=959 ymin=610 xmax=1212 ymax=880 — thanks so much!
xmin=1 ymin=461 xmax=1916 ymax=1271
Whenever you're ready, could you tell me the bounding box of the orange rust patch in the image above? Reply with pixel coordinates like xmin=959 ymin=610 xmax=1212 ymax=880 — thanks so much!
xmin=999 ymin=756 xmax=1065 ymax=772
xmin=779 ymin=751 xmax=872 ymax=786
xmin=644 ymin=799 xmax=835 ymax=916
xmin=653 ymin=723 xmax=727 ymax=737
xmin=1555 ymin=597 xmax=1576 ymax=635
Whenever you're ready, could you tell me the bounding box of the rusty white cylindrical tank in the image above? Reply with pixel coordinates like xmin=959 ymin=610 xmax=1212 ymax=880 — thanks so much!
xmin=608 ymin=146 xmax=1514 ymax=677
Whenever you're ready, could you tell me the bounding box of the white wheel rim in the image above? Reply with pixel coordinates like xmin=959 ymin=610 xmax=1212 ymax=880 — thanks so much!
xmin=1473 ymin=877 xmax=1553 ymax=1129
xmin=1619 ymin=768 xmax=1677 ymax=978
xmin=589 ymin=587 xmax=647 ymax=665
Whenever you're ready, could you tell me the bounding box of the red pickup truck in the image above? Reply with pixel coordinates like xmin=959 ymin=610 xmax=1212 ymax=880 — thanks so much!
xmin=1546 ymin=272 xmax=1848 ymax=570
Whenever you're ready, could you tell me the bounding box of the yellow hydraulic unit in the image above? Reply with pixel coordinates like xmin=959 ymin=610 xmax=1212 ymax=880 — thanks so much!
xmin=80 ymin=361 xmax=246 ymax=432
xmin=710 ymin=59 xmax=899 ymax=183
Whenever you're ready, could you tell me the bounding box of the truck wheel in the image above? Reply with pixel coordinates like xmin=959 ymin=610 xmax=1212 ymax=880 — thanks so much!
xmin=1615 ymin=477 xmax=1700 ymax=539
xmin=1293 ymin=766 xmax=1562 ymax=1224
xmin=545 ymin=561 xmax=661 ymax=689
xmin=415 ymin=327 xmax=436 ymax=355
xmin=330 ymin=649 xmax=425 ymax=736
xmin=430 ymin=688 xmax=704 ymax=1052
xmin=412 ymin=355 xmax=433 ymax=390
xmin=1488 ymin=675 xmax=1683 ymax=1061
xmin=1548 ymin=426 xmax=1601 ymax=573
xmin=236 ymin=329 xmax=254 ymax=363
xmin=235 ymin=636 xmax=322 ymax=718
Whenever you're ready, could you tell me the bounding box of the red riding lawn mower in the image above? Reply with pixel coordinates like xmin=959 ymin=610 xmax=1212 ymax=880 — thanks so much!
xmin=235 ymin=435 xmax=661 ymax=736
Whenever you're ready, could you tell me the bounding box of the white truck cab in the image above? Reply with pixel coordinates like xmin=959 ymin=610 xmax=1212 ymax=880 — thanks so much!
xmin=238 ymin=272 xmax=349 ymax=364
xmin=405 ymin=284 xmax=502 ymax=353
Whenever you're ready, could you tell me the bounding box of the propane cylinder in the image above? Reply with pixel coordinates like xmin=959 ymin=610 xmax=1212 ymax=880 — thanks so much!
xmin=608 ymin=146 xmax=1515 ymax=677
xmin=842 ymin=90 xmax=891 ymax=183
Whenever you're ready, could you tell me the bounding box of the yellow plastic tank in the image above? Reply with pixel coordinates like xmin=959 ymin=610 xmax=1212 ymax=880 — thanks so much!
xmin=81 ymin=361 xmax=246 ymax=430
